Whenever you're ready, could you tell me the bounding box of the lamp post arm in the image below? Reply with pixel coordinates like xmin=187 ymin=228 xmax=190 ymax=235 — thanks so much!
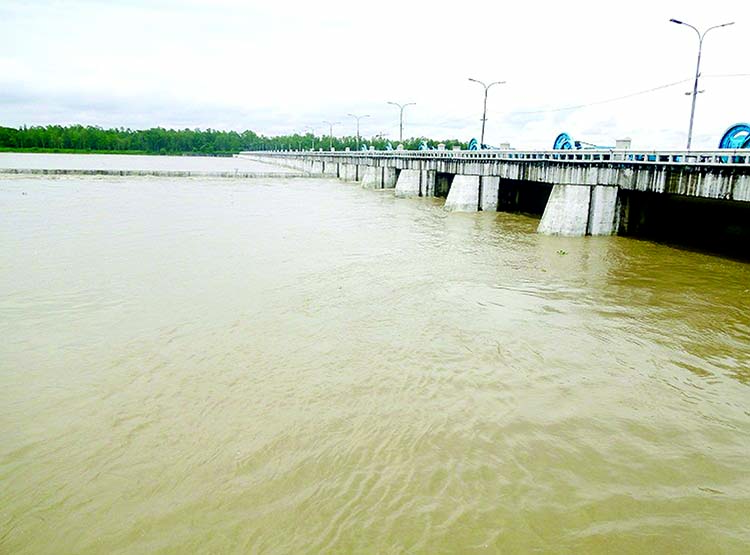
xmin=682 ymin=21 xmax=701 ymax=40
xmin=703 ymin=22 xmax=734 ymax=40
xmin=388 ymin=101 xmax=415 ymax=142
xmin=347 ymin=114 xmax=370 ymax=150
xmin=468 ymin=77 xmax=487 ymax=89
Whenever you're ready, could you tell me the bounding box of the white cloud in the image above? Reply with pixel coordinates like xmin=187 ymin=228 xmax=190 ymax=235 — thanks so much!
xmin=1 ymin=0 xmax=748 ymax=148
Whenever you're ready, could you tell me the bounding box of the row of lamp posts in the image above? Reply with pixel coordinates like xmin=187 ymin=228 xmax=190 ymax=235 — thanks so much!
xmin=319 ymin=103 xmax=412 ymax=152
xmin=463 ymin=17 xmax=735 ymax=151
xmin=309 ymin=19 xmax=734 ymax=153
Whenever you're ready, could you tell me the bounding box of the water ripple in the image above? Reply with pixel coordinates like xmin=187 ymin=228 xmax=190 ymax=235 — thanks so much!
xmin=1 ymin=173 xmax=749 ymax=554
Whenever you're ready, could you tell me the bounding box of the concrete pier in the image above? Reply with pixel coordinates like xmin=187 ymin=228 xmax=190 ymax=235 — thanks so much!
xmin=445 ymin=175 xmax=500 ymax=212
xmin=395 ymin=169 xmax=420 ymax=197
xmin=588 ymin=186 xmax=619 ymax=235
xmin=362 ymin=166 xmax=384 ymax=189
xmin=537 ymin=185 xmax=592 ymax=236
xmin=480 ymin=177 xmax=500 ymax=211
xmin=339 ymin=164 xmax=359 ymax=182
xmin=445 ymin=175 xmax=480 ymax=211
xmin=421 ymin=170 xmax=436 ymax=197
xmin=537 ymin=184 xmax=620 ymax=236
xmin=393 ymin=169 xmax=437 ymax=198
xmin=239 ymin=150 xmax=750 ymax=243
xmin=322 ymin=162 xmax=338 ymax=178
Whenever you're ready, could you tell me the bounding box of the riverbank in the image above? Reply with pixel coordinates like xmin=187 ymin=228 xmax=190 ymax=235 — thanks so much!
xmin=0 ymin=147 xmax=237 ymax=157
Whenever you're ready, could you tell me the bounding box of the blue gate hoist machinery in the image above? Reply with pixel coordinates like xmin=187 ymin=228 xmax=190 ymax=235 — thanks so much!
xmin=553 ymin=132 xmax=612 ymax=150
xmin=718 ymin=123 xmax=750 ymax=149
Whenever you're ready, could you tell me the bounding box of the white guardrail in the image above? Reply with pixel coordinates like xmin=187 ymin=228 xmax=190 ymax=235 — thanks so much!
xmin=240 ymin=150 xmax=750 ymax=166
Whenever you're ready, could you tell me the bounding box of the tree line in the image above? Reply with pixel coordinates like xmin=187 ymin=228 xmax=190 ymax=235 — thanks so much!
xmin=0 ymin=125 xmax=468 ymax=155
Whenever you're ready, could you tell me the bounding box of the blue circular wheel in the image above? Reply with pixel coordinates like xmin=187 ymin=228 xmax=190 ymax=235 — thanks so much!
xmin=718 ymin=123 xmax=750 ymax=149
xmin=553 ymin=132 xmax=575 ymax=150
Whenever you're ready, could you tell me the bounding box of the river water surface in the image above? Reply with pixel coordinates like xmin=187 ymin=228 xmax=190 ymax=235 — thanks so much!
xmin=1 ymin=155 xmax=749 ymax=553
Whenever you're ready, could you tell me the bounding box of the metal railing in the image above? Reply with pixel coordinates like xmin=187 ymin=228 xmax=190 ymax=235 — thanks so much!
xmin=239 ymin=149 xmax=750 ymax=166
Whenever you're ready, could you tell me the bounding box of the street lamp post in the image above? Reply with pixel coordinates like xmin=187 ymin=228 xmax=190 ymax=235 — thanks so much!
xmin=347 ymin=113 xmax=370 ymax=151
xmin=387 ymin=101 xmax=415 ymax=143
xmin=468 ymin=77 xmax=506 ymax=148
xmin=669 ymin=18 xmax=734 ymax=150
xmin=304 ymin=126 xmax=316 ymax=150
xmin=322 ymin=120 xmax=339 ymax=150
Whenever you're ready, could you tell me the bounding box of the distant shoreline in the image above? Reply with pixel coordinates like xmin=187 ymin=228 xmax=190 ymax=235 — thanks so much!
xmin=0 ymin=168 xmax=304 ymax=178
xmin=0 ymin=148 xmax=236 ymax=157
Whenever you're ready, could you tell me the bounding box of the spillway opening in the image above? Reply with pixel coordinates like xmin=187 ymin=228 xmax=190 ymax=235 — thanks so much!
xmin=618 ymin=190 xmax=750 ymax=260
xmin=497 ymin=179 xmax=553 ymax=216
xmin=435 ymin=172 xmax=452 ymax=198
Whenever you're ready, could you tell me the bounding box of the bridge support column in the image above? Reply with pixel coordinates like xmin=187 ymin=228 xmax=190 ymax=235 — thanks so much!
xmin=383 ymin=167 xmax=398 ymax=188
xmin=445 ymin=175 xmax=480 ymax=211
xmin=362 ymin=166 xmax=384 ymax=189
xmin=339 ymin=164 xmax=359 ymax=182
xmin=588 ymin=186 xmax=620 ymax=235
xmin=395 ymin=169 xmax=421 ymax=197
xmin=480 ymin=177 xmax=500 ymax=211
xmin=421 ymin=170 xmax=436 ymax=196
xmin=310 ymin=160 xmax=324 ymax=174
xmin=538 ymin=184 xmax=620 ymax=236
xmin=322 ymin=162 xmax=339 ymax=178
xmin=538 ymin=185 xmax=592 ymax=236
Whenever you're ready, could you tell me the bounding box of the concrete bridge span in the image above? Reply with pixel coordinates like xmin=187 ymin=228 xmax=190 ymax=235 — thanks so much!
xmin=238 ymin=150 xmax=750 ymax=243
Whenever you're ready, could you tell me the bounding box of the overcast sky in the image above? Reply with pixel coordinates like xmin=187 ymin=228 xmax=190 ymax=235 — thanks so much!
xmin=1 ymin=0 xmax=748 ymax=149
